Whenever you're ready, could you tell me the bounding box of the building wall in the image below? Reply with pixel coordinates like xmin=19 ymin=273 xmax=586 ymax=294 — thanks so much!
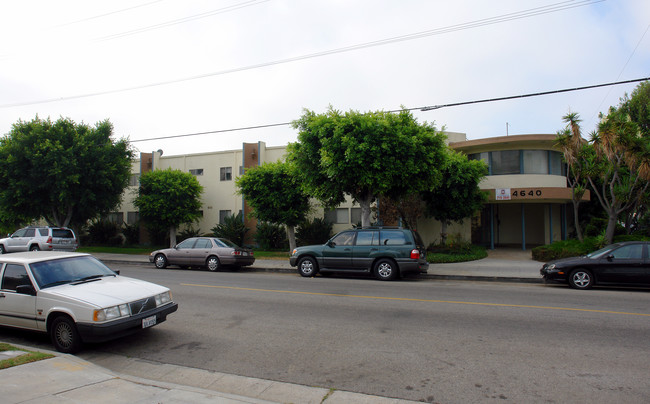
xmin=116 ymin=134 xmax=576 ymax=249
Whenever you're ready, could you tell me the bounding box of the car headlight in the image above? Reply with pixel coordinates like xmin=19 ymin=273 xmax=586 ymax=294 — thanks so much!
xmin=155 ymin=291 xmax=172 ymax=306
xmin=545 ymin=264 xmax=556 ymax=271
xmin=94 ymin=304 xmax=130 ymax=322
xmin=291 ymin=249 xmax=298 ymax=256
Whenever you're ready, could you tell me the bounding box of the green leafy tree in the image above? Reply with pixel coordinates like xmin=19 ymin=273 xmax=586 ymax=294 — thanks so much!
xmin=422 ymin=150 xmax=488 ymax=245
xmin=288 ymin=107 xmax=448 ymax=227
xmin=236 ymin=162 xmax=310 ymax=251
xmin=134 ymin=169 xmax=203 ymax=247
xmin=0 ymin=116 xmax=134 ymax=227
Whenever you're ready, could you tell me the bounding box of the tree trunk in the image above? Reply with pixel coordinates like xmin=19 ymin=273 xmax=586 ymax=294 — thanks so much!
xmin=440 ymin=221 xmax=448 ymax=245
xmin=169 ymin=225 xmax=177 ymax=247
xmin=572 ymin=200 xmax=583 ymax=242
xmin=286 ymin=225 xmax=296 ymax=252
xmin=604 ymin=211 xmax=617 ymax=245
xmin=358 ymin=195 xmax=373 ymax=228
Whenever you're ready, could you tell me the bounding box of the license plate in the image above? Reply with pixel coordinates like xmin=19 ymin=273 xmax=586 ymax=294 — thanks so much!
xmin=142 ymin=315 xmax=157 ymax=328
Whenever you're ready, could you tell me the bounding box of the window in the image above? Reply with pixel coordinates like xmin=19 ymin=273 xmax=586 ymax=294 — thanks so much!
xmin=1 ymin=264 xmax=32 ymax=291
xmin=331 ymin=231 xmax=355 ymax=246
xmin=219 ymin=210 xmax=232 ymax=223
xmin=350 ymin=208 xmax=361 ymax=225
xmin=325 ymin=208 xmax=349 ymax=224
xmin=38 ymin=229 xmax=48 ymax=236
xmin=24 ymin=229 xmax=35 ymax=237
xmin=194 ymin=238 xmax=212 ymax=249
xmin=356 ymin=231 xmax=379 ymax=246
xmin=549 ymin=151 xmax=565 ymax=175
xmin=220 ymin=167 xmax=232 ymax=181
xmin=176 ymin=239 xmax=195 ymax=249
xmin=105 ymin=212 xmax=124 ymax=224
xmin=611 ymin=244 xmax=643 ymax=259
xmin=380 ymin=230 xmax=408 ymax=245
xmin=523 ymin=150 xmax=548 ymax=174
xmin=12 ymin=229 xmax=26 ymax=237
xmin=129 ymin=174 xmax=140 ymax=187
xmin=491 ymin=150 xmax=520 ymax=175
xmin=127 ymin=211 xmax=139 ymax=224
xmin=189 ymin=169 xmax=204 ymax=176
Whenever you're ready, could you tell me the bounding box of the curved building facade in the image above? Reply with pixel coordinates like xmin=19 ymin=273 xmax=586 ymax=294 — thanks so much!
xmin=449 ymin=134 xmax=588 ymax=249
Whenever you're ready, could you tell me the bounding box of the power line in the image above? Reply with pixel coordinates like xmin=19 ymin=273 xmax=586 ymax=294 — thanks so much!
xmin=130 ymin=77 xmax=650 ymax=144
xmin=1 ymin=0 xmax=604 ymax=109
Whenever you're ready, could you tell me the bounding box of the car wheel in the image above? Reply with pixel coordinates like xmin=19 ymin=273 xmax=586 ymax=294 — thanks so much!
xmin=297 ymin=257 xmax=318 ymax=277
xmin=568 ymin=268 xmax=594 ymax=290
xmin=206 ymin=256 xmax=220 ymax=271
xmin=0 ymin=245 xmax=5 ymax=254
xmin=154 ymin=254 xmax=168 ymax=269
xmin=374 ymin=258 xmax=398 ymax=281
xmin=50 ymin=316 xmax=82 ymax=354
xmin=29 ymin=245 xmax=40 ymax=251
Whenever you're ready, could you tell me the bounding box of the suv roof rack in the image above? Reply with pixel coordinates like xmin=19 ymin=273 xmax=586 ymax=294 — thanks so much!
xmin=358 ymin=226 xmax=403 ymax=229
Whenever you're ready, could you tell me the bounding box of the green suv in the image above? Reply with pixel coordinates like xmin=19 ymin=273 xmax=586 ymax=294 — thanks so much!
xmin=289 ymin=227 xmax=429 ymax=281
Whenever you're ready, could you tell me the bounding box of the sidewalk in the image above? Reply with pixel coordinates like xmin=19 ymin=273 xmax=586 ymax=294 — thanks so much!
xmin=0 ymin=250 xmax=542 ymax=404
xmin=92 ymin=248 xmax=544 ymax=283
xmin=1 ymin=344 xmax=419 ymax=403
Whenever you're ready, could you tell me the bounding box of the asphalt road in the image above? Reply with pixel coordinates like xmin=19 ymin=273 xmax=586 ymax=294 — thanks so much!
xmin=4 ymin=263 xmax=650 ymax=403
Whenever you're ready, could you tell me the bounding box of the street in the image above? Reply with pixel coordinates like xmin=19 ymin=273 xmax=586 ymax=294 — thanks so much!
xmin=3 ymin=263 xmax=650 ymax=403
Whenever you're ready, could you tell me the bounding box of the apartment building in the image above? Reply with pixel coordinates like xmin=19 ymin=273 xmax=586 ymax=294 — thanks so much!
xmin=114 ymin=133 xmax=583 ymax=249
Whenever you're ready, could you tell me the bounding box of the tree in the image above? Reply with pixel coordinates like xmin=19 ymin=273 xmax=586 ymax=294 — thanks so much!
xmin=587 ymin=106 xmax=650 ymax=243
xmin=134 ymin=169 xmax=203 ymax=247
xmin=0 ymin=116 xmax=134 ymax=228
xmin=555 ymin=112 xmax=589 ymax=241
xmin=288 ymin=107 xmax=448 ymax=227
xmin=236 ymin=162 xmax=310 ymax=251
xmin=555 ymin=82 xmax=650 ymax=244
xmin=376 ymin=193 xmax=425 ymax=230
xmin=421 ymin=149 xmax=488 ymax=245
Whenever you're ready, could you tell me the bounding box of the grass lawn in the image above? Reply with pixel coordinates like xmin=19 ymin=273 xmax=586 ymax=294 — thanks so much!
xmin=0 ymin=343 xmax=54 ymax=369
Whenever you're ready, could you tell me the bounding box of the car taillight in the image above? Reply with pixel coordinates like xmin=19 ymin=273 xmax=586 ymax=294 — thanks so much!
xmin=410 ymin=249 xmax=420 ymax=259
xmin=47 ymin=236 xmax=52 ymax=243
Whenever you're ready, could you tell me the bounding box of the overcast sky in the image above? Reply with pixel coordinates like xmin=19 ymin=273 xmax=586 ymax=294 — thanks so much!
xmin=1 ymin=0 xmax=649 ymax=156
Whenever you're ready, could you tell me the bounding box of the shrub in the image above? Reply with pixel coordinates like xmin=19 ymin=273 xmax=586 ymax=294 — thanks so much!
xmin=122 ymin=222 xmax=140 ymax=245
xmin=177 ymin=226 xmax=201 ymax=243
xmin=86 ymin=220 xmax=123 ymax=246
xmin=296 ymin=218 xmax=333 ymax=246
xmin=255 ymin=222 xmax=288 ymax=250
xmin=211 ymin=213 xmax=249 ymax=246
xmin=531 ymin=234 xmax=650 ymax=261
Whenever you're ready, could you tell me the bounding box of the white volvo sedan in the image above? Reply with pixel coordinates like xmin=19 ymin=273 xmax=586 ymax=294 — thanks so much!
xmin=0 ymin=251 xmax=178 ymax=353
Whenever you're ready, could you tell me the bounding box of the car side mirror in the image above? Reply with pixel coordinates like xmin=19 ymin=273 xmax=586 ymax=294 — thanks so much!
xmin=326 ymin=240 xmax=336 ymax=247
xmin=113 ymin=270 xmax=120 ymax=275
xmin=606 ymin=254 xmax=614 ymax=261
xmin=16 ymin=285 xmax=36 ymax=296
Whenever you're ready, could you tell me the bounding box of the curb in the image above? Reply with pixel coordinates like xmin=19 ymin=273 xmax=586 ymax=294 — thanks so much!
xmin=100 ymin=259 xmax=542 ymax=283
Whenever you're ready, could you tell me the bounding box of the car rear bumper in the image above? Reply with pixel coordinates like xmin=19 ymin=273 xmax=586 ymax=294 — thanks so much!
xmin=76 ymin=302 xmax=178 ymax=343
xmin=397 ymin=259 xmax=429 ymax=275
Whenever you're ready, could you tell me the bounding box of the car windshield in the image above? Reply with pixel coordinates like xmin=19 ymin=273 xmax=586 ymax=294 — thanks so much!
xmin=214 ymin=238 xmax=238 ymax=248
xmin=586 ymin=244 xmax=619 ymax=259
xmin=29 ymin=256 xmax=116 ymax=289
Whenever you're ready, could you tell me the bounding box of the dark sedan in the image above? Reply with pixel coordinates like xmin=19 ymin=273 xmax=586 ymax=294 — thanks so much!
xmin=149 ymin=237 xmax=254 ymax=271
xmin=540 ymin=241 xmax=650 ymax=289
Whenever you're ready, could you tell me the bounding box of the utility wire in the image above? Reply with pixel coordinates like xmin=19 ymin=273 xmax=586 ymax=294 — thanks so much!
xmin=0 ymin=0 xmax=604 ymax=109
xmin=129 ymin=77 xmax=650 ymax=144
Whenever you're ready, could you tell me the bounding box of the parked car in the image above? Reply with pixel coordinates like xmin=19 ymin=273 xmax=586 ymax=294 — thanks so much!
xmin=149 ymin=237 xmax=255 ymax=271
xmin=0 ymin=226 xmax=78 ymax=254
xmin=0 ymin=251 xmax=178 ymax=353
xmin=289 ymin=227 xmax=429 ymax=281
xmin=540 ymin=241 xmax=650 ymax=289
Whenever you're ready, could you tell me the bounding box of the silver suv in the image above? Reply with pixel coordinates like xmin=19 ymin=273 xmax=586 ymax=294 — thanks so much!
xmin=0 ymin=226 xmax=78 ymax=253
